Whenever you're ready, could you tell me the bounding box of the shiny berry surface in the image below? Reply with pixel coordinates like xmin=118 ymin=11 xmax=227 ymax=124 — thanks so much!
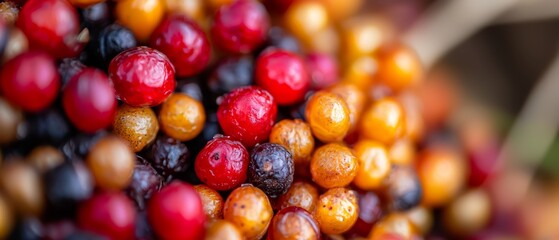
xmin=62 ymin=68 xmax=117 ymax=132
xmin=86 ymin=136 xmax=135 ymax=190
xmin=223 ymin=185 xmax=272 ymax=240
xmin=205 ymin=219 xmax=243 ymax=240
xmin=193 ymin=184 xmax=224 ymax=219
xmin=248 ymin=143 xmax=294 ymax=198
xmin=0 ymin=51 xmax=59 ymax=112
xmin=109 ymin=46 xmax=175 ymax=107
xmin=269 ymin=119 xmax=314 ymax=176
xmin=275 ymin=181 xmax=319 ymax=212
xmin=361 ymin=98 xmax=406 ymax=145
xmin=17 ymin=0 xmax=84 ymax=58
xmin=63 ymin=68 xmax=116 ymax=133
xmin=150 ymin=15 xmax=210 ymax=77
xmin=305 ymin=91 xmax=350 ymax=143
xmin=352 ymin=140 xmax=391 ymax=190
xmin=115 ymin=0 xmax=165 ymax=41
xmin=211 ymin=0 xmax=270 ymax=53
xmin=217 ymin=86 xmax=277 ymax=147
xmin=255 ymin=49 xmax=310 ymax=105
xmin=314 ymin=187 xmax=359 ymax=235
xmin=268 ymin=206 xmax=321 ymax=240
xmin=147 ymin=135 xmax=191 ymax=177
xmin=77 ymin=192 xmax=136 ymax=240
xmin=91 ymin=23 xmax=137 ymax=69
xmin=147 ymin=181 xmax=205 ymax=240
xmin=310 ymin=143 xmax=358 ymax=189
xmin=112 ymin=105 xmax=159 ymax=152
xmin=159 ymin=93 xmax=206 ymax=141
xmin=195 ymin=136 xmax=249 ymax=191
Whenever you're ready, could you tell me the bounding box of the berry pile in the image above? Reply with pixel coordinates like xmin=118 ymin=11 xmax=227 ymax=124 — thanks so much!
xmin=0 ymin=0 xmax=497 ymax=239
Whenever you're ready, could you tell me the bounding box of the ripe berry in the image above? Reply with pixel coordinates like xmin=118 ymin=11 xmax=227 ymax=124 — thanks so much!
xmin=255 ymin=49 xmax=310 ymax=105
xmin=195 ymin=136 xmax=249 ymax=191
xmin=307 ymin=52 xmax=339 ymax=90
xmin=17 ymin=0 xmax=84 ymax=58
xmin=223 ymin=185 xmax=273 ymax=240
xmin=0 ymin=51 xmax=59 ymax=112
xmin=159 ymin=93 xmax=205 ymax=141
xmin=150 ymin=15 xmax=210 ymax=77
xmin=305 ymin=91 xmax=350 ymax=143
xmin=248 ymin=143 xmax=294 ymax=198
xmin=91 ymin=23 xmax=137 ymax=69
xmin=109 ymin=47 xmax=175 ymax=107
xmin=63 ymin=68 xmax=117 ymax=133
xmin=211 ymin=0 xmax=270 ymax=53
xmin=217 ymin=86 xmax=277 ymax=147
xmin=77 ymin=192 xmax=136 ymax=240
xmin=86 ymin=136 xmax=135 ymax=191
xmin=147 ymin=181 xmax=206 ymax=240
xmin=115 ymin=0 xmax=165 ymax=41
xmin=268 ymin=206 xmax=320 ymax=240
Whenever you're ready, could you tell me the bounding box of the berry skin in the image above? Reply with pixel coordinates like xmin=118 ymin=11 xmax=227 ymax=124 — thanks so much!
xmin=63 ymin=68 xmax=117 ymax=133
xmin=193 ymin=184 xmax=224 ymax=219
xmin=77 ymin=192 xmax=136 ymax=240
xmin=255 ymin=49 xmax=310 ymax=105
xmin=115 ymin=0 xmax=165 ymax=41
xmin=195 ymin=136 xmax=249 ymax=191
xmin=86 ymin=136 xmax=135 ymax=191
xmin=361 ymin=98 xmax=406 ymax=145
xmin=159 ymin=93 xmax=206 ymax=141
xmin=17 ymin=0 xmax=84 ymax=58
xmin=305 ymin=91 xmax=351 ymax=143
xmin=248 ymin=143 xmax=294 ymax=198
xmin=275 ymin=181 xmax=319 ymax=212
xmin=314 ymin=187 xmax=359 ymax=235
xmin=307 ymin=52 xmax=339 ymax=90
xmin=147 ymin=135 xmax=191 ymax=177
xmin=109 ymin=47 xmax=175 ymax=107
xmin=0 ymin=51 xmax=59 ymax=112
xmin=211 ymin=0 xmax=270 ymax=53
xmin=147 ymin=181 xmax=206 ymax=240
xmin=375 ymin=43 xmax=423 ymax=91
xmin=91 ymin=23 xmax=137 ymax=68
xmin=310 ymin=143 xmax=358 ymax=189
xmin=217 ymin=86 xmax=277 ymax=147
xmin=352 ymin=140 xmax=391 ymax=190
xmin=112 ymin=105 xmax=159 ymax=152
xmin=150 ymin=15 xmax=210 ymax=77
xmin=223 ymin=184 xmax=273 ymax=240
xmin=267 ymin=206 xmax=321 ymax=240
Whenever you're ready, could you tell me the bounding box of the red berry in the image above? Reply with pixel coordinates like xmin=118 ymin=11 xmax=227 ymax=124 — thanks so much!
xmin=148 ymin=181 xmax=206 ymax=240
xmin=195 ymin=136 xmax=249 ymax=191
xmin=150 ymin=15 xmax=210 ymax=77
xmin=62 ymin=68 xmax=116 ymax=133
xmin=211 ymin=0 xmax=270 ymax=53
xmin=306 ymin=52 xmax=339 ymax=90
xmin=109 ymin=47 xmax=175 ymax=107
xmin=0 ymin=51 xmax=59 ymax=112
xmin=217 ymin=86 xmax=277 ymax=147
xmin=255 ymin=49 xmax=310 ymax=105
xmin=77 ymin=192 xmax=136 ymax=240
xmin=17 ymin=0 xmax=84 ymax=58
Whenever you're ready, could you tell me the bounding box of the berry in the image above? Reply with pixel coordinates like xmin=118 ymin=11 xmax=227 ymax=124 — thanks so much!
xmin=361 ymin=98 xmax=406 ymax=144
xmin=248 ymin=143 xmax=294 ymax=198
xmin=211 ymin=0 xmax=270 ymax=53
xmin=217 ymin=86 xmax=277 ymax=147
xmin=147 ymin=181 xmax=206 ymax=240
xmin=205 ymin=220 xmax=243 ymax=240
xmin=0 ymin=51 xmax=59 ymax=112
xmin=17 ymin=0 xmax=84 ymax=58
xmin=255 ymin=49 xmax=310 ymax=105
xmin=305 ymin=91 xmax=350 ymax=143
xmin=58 ymin=58 xmax=85 ymax=86
xmin=147 ymin=135 xmax=190 ymax=177
xmin=91 ymin=24 xmax=137 ymax=68
xmin=264 ymin=27 xmax=302 ymax=54
xmin=269 ymin=119 xmax=314 ymax=176
xmin=109 ymin=47 xmax=175 ymax=107
xmin=193 ymin=185 xmax=224 ymax=219
xmin=223 ymin=185 xmax=273 ymax=240
xmin=307 ymin=52 xmax=339 ymax=90
xmin=159 ymin=93 xmax=206 ymax=141
xmin=128 ymin=158 xmax=163 ymax=209
xmin=150 ymin=15 xmax=210 ymax=77
xmin=77 ymin=192 xmax=136 ymax=240
xmin=63 ymin=68 xmax=117 ymax=133
xmin=115 ymin=0 xmax=165 ymax=41
xmin=310 ymin=143 xmax=358 ymax=189
xmin=268 ymin=206 xmax=320 ymax=240
xmin=112 ymin=105 xmax=159 ymax=152
xmin=314 ymin=188 xmax=358 ymax=235
xmin=275 ymin=181 xmax=319 ymax=212
xmin=44 ymin=161 xmax=93 ymax=219
xmin=195 ymin=136 xmax=249 ymax=191
xmin=352 ymin=140 xmax=391 ymax=190
xmin=86 ymin=136 xmax=135 ymax=190
xmin=208 ymin=56 xmax=254 ymax=96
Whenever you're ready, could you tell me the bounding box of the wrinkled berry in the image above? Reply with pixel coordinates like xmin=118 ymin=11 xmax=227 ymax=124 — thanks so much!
xmin=248 ymin=143 xmax=294 ymax=198
xmin=147 ymin=135 xmax=190 ymax=177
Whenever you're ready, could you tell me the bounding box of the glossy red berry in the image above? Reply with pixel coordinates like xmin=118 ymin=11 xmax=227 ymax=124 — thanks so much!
xmin=77 ymin=192 xmax=136 ymax=240
xmin=150 ymin=15 xmax=210 ymax=77
xmin=109 ymin=47 xmax=175 ymax=107
xmin=255 ymin=49 xmax=310 ymax=105
xmin=17 ymin=0 xmax=84 ymax=58
xmin=147 ymin=181 xmax=206 ymax=240
xmin=211 ymin=0 xmax=270 ymax=53
xmin=217 ymin=86 xmax=277 ymax=147
xmin=0 ymin=51 xmax=59 ymax=112
xmin=63 ymin=68 xmax=117 ymax=133
xmin=306 ymin=52 xmax=339 ymax=90
xmin=195 ymin=136 xmax=249 ymax=191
